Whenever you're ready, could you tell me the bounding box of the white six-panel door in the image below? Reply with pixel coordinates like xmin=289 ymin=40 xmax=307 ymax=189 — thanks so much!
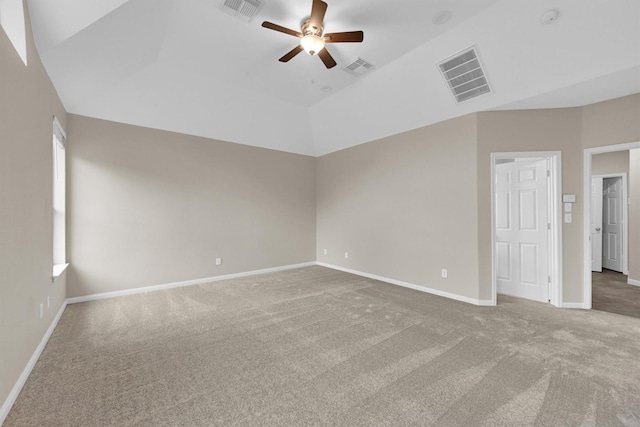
xmin=591 ymin=177 xmax=603 ymax=272
xmin=603 ymin=177 xmax=623 ymax=272
xmin=495 ymin=159 xmax=550 ymax=303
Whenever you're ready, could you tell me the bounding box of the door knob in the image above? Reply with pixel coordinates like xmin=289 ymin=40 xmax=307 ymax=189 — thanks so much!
xmin=595 ymin=227 xmax=601 ymax=232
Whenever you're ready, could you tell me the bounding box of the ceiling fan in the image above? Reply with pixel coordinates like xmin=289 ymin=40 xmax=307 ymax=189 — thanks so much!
xmin=261 ymin=0 xmax=364 ymax=69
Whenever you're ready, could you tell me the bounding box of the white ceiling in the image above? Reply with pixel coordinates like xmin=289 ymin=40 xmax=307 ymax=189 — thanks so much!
xmin=27 ymin=0 xmax=640 ymax=156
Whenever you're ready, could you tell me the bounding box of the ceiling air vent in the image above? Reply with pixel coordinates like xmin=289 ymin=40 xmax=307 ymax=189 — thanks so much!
xmin=219 ymin=0 xmax=264 ymax=23
xmin=343 ymin=57 xmax=374 ymax=77
xmin=438 ymin=46 xmax=492 ymax=103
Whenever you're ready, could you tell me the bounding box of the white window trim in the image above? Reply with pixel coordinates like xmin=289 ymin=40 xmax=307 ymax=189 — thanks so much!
xmin=52 ymin=263 xmax=69 ymax=282
xmin=52 ymin=117 xmax=67 ymax=281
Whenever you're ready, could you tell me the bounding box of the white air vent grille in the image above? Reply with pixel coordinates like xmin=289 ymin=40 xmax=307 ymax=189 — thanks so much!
xmin=220 ymin=0 xmax=263 ymax=23
xmin=438 ymin=46 xmax=491 ymax=103
xmin=343 ymin=57 xmax=374 ymax=76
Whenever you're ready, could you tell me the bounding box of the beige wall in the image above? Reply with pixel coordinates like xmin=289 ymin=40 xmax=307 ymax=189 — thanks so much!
xmin=583 ymin=95 xmax=640 ymax=285
xmin=629 ymin=149 xmax=640 ymax=283
xmin=66 ymin=115 xmax=316 ymax=298
xmin=0 ymin=2 xmax=68 ymax=414
xmin=316 ymin=114 xmax=482 ymax=301
xmin=477 ymin=98 xmax=638 ymax=303
xmin=582 ymin=94 xmax=640 ymax=149
xmin=477 ymin=109 xmax=583 ymax=302
xmin=316 ymin=98 xmax=639 ymax=305
xmin=592 ymin=151 xmax=630 ymax=176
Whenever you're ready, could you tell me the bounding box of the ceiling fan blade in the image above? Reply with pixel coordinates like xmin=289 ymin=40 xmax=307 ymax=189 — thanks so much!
xmin=279 ymin=45 xmax=304 ymax=62
xmin=317 ymin=48 xmax=337 ymax=69
xmin=262 ymin=21 xmax=302 ymax=38
xmin=324 ymin=31 xmax=364 ymax=43
xmin=309 ymin=0 xmax=328 ymax=30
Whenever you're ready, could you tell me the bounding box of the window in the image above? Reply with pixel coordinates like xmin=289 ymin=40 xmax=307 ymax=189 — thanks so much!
xmin=52 ymin=118 xmax=67 ymax=279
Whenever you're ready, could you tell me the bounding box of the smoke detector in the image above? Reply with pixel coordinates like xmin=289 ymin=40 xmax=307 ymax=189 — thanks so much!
xmin=540 ymin=9 xmax=559 ymax=24
xmin=433 ymin=10 xmax=452 ymax=25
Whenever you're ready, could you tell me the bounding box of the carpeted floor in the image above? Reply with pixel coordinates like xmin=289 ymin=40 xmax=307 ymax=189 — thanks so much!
xmin=5 ymin=266 xmax=640 ymax=426
xmin=593 ymin=269 xmax=640 ymax=319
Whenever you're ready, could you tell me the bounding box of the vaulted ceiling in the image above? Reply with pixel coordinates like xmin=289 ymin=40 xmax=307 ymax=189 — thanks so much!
xmin=27 ymin=0 xmax=640 ymax=156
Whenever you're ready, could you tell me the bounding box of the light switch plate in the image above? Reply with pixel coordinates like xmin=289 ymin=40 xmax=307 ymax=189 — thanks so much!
xmin=563 ymin=194 xmax=576 ymax=203
xmin=564 ymin=213 xmax=572 ymax=223
xmin=564 ymin=203 xmax=572 ymax=213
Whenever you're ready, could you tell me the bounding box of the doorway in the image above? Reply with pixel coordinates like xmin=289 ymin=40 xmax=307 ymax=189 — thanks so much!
xmin=583 ymin=141 xmax=640 ymax=309
xmin=590 ymin=174 xmax=628 ymax=274
xmin=491 ymin=151 xmax=562 ymax=306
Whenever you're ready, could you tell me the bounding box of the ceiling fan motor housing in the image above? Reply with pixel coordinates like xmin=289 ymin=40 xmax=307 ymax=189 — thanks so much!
xmin=302 ymin=19 xmax=323 ymax=37
xmin=301 ymin=19 xmax=324 ymax=55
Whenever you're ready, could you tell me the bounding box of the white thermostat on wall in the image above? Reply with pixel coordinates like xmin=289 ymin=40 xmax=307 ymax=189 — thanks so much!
xmin=562 ymin=194 xmax=576 ymax=203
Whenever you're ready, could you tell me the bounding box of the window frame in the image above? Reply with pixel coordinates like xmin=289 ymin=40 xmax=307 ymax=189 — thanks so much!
xmin=52 ymin=117 xmax=68 ymax=280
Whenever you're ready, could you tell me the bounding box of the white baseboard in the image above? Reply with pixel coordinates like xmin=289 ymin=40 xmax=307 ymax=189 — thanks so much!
xmin=66 ymin=262 xmax=316 ymax=304
xmin=0 ymin=300 xmax=68 ymax=426
xmin=561 ymin=302 xmax=589 ymax=309
xmin=629 ymin=278 xmax=640 ymax=287
xmin=475 ymin=299 xmax=496 ymax=306
xmin=316 ymin=262 xmax=494 ymax=306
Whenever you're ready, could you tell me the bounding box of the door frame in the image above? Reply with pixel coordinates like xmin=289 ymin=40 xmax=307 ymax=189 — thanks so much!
xmin=583 ymin=141 xmax=640 ymax=308
xmin=592 ymin=173 xmax=628 ymax=275
xmin=491 ymin=151 xmax=563 ymax=307
xmin=590 ymin=176 xmax=604 ymax=272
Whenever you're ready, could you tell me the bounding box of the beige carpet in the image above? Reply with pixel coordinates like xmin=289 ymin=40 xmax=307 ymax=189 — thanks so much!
xmin=5 ymin=266 xmax=640 ymax=426
xmin=593 ymin=269 xmax=640 ymax=319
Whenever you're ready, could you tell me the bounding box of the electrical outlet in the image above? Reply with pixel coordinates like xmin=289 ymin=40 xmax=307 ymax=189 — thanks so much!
xmin=323 ymin=249 xmax=327 ymax=255
xmin=39 ymin=303 xmax=43 ymax=319
xmin=441 ymin=269 xmax=448 ymax=278
xmin=47 ymin=296 xmax=50 ymax=309
xmin=216 ymin=258 xmax=222 ymax=266
xmin=345 ymin=252 xmax=349 ymax=259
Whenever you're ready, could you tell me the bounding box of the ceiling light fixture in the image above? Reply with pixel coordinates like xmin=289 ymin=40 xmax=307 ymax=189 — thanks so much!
xmin=300 ymin=34 xmax=325 ymax=56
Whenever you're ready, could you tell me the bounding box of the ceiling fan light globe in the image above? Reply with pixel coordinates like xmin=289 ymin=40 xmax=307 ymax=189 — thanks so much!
xmin=300 ymin=35 xmax=325 ymax=56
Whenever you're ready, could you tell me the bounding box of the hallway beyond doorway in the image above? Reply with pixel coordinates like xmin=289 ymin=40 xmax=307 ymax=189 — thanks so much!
xmin=592 ymin=270 xmax=640 ymax=318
